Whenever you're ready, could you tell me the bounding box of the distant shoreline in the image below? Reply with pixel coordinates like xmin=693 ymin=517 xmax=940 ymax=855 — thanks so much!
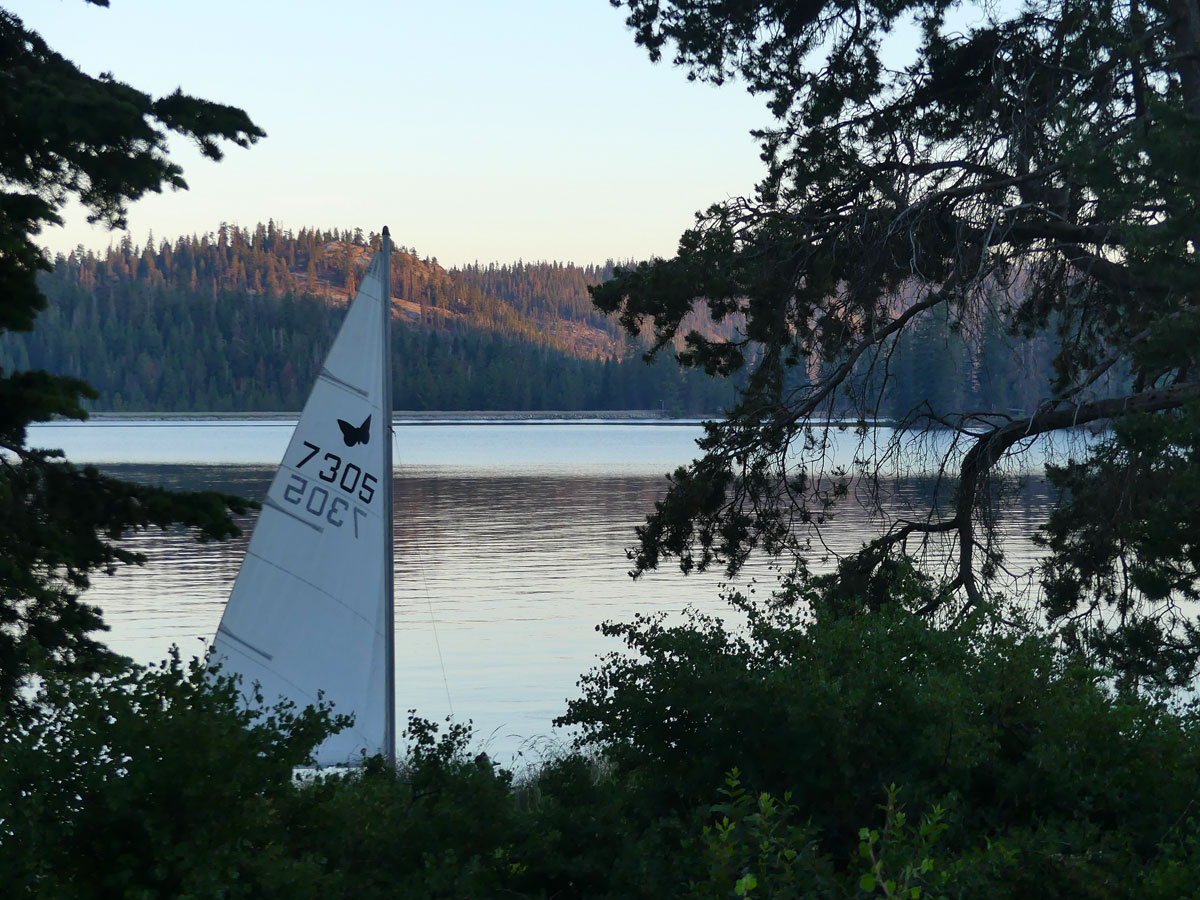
xmin=65 ymin=411 xmax=910 ymax=428
xmin=78 ymin=410 xmax=709 ymax=425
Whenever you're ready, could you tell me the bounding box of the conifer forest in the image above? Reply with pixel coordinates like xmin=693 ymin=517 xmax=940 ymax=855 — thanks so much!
xmin=0 ymin=222 xmax=1056 ymax=416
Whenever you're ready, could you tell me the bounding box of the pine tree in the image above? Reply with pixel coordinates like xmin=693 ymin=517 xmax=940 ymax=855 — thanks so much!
xmin=0 ymin=3 xmax=261 ymax=706
xmin=596 ymin=0 xmax=1200 ymax=686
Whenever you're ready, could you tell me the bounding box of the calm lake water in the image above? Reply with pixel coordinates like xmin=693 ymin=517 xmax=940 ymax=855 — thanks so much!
xmin=27 ymin=418 xmax=1058 ymax=763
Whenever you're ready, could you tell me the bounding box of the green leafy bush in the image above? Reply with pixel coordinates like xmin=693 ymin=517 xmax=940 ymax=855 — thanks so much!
xmin=6 ymin=573 xmax=1200 ymax=899
xmin=274 ymin=714 xmax=528 ymax=899
xmin=559 ymin=573 xmax=1200 ymax=896
xmin=0 ymin=652 xmax=343 ymax=898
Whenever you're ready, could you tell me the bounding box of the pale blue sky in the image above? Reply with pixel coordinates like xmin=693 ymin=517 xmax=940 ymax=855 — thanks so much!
xmin=11 ymin=0 xmax=770 ymax=265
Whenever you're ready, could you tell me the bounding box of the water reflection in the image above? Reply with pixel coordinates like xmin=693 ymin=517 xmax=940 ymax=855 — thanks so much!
xmin=85 ymin=461 xmax=1055 ymax=763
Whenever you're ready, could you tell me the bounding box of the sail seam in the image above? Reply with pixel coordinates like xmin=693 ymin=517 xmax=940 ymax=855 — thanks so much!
xmin=213 ymin=642 xmax=377 ymax=752
xmin=319 ymin=367 xmax=370 ymax=399
xmin=263 ymin=497 xmax=325 ymax=532
xmin=216 ymin=625 xmax=275 ymax=662
xmin=244 ymin=550 xmax=377 ymax=628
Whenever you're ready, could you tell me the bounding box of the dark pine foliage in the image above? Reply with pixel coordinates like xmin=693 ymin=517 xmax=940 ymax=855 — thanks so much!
xmin=0 ymin=5 xmax=257 ymax=705
xmin=592 ymin=0 xmax=1200 ymax=688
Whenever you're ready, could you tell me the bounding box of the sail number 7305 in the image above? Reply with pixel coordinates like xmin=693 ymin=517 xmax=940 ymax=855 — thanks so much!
xmin=281 ymin=440 xmax=379 ymax=537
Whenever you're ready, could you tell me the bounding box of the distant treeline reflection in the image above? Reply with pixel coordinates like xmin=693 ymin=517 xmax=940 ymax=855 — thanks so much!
xmin=99 ymin=463 xmax=1056 ymax=584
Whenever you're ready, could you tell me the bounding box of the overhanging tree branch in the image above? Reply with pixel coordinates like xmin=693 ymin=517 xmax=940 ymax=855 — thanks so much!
xmin=603 ymin=0 xmax=1200 ymax=685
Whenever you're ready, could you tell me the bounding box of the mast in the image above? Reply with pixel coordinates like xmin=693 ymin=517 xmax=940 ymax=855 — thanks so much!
xmin=381 ymin=225 xmax=396 ymax=765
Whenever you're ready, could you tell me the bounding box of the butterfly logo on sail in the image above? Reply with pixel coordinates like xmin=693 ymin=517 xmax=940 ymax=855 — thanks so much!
xmin=337 ymin=414 xmax=372 ymax=447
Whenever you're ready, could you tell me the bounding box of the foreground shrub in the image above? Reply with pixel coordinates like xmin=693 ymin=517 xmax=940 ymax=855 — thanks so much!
xmin=558 ymin=573 xmax=1200 ymax=896
xmin=274 ymin=714 xmax=528 ymax=899
xmin=0 ymin=653 xmax=343 ymax=898
xmin=6 ymin=570 xmax=1200 ymax=898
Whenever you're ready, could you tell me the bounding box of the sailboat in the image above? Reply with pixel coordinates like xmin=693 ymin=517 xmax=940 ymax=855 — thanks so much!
xmin=211 ymin=227 xmax=396 ymax=766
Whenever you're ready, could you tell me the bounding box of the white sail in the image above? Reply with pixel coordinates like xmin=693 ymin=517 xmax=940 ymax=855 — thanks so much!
xmin=212 ymin=245 xmax=394 ymax=766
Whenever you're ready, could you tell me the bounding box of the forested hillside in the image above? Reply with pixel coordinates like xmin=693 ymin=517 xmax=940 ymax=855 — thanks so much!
xmin=0 ymin=222 xmax=1058 ymax=415
xmin=2 ymin=224 xmax=741 ymax=413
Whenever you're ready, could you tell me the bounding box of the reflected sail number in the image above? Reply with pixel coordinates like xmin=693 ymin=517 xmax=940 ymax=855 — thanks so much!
xmin=282 ymin=439 xmax=378 ymax=537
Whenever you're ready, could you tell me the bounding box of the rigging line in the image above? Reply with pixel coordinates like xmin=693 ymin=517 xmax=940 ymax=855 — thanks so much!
xmin=392 ymin=421 xmax=455 ymax=717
